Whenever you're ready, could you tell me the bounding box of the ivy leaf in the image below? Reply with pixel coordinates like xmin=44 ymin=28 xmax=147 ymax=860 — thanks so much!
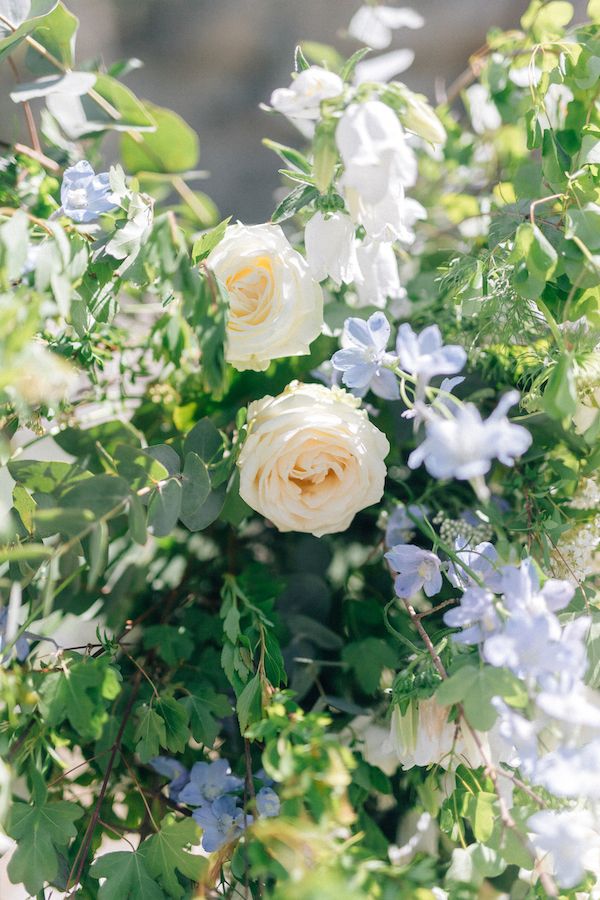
xmin=134 ymin=703 xmax=166 ymax=763
xmin=90 ymin=850 xmax=165 ymax=900
xmin=7 ymin=797 xmax=83 ymax=896
xmin=156 ymin=697 xmax=190 ymax=753
xmin=143 ymin=625 xmax=194 ymax=666
xmin=140 ymin=817 xmax=206 ymax=898
xmin=38 ymin=654 xmax=120 ymax=740
xmin=182 ymin=684 xmax=232 ymax=746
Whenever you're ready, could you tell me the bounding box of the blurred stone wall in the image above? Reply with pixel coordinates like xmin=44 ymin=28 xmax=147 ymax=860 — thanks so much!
xmin=1 ymin=0 xmax=589 ymax=221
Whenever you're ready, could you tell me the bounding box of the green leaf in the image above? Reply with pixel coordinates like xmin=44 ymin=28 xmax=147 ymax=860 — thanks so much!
xmin=128 ymin=492 xmax=147 ymax=545
xmin=565 ymin=204 xmax=600 ymax=251
xmin=33 ymin=506 xmax=96 ymax=537
xmin=61 ymin=473 xmax=130 ymax=518
xmin=464 ymin=792 xmax=496 ymax=843
xmin=510 ymin=222 xmax=558 ymax=299
xmin=38 ymin=654 xmax=121 ymax=740
xmin=223 ymin=602 xmax=241 ymax=643
xmin=237 ymin=673 xmax=262 ymax=733
xmin=446 ymin=843 xmax=506 ymax=887
xmin=262 ymin=140 xmax=312 ymax=175
xmin=436 ymin=665 xmax=520 ymax=731
xmin=8 ymin=458 xmax=90 ymax=493
xmin=25 ymin=0 xmax=78 ymax=73
xmin=271 ymin=183 xmax=319 ymax=224
xmin=0 ymin=542 xmax=53 ymax=563
xmin=342 ymin=638 xmax=397 ymax=694
xmin=191 ymin=217 xmax=231 ymax=264
xmin=46 ymin=73 xmax=155 ymax=139
xmin=179 ymin=452 xmax=211 ymax=521
xmin=156 ymin=697 xmax=189 ymax=753
xmin=10 ymin=70 xmax=95 ymax=102
xmin=0 ymin=1 xmax=59 ymax=64
xmin=182 ymin=684 xmax=232 ymax=746
xmin=521 ymin=0 xmax=573 ymax=39
xmin=147 ymin=477 xmax=183 ymax=537
xmin=121 ymin=102 xmax=199 ymax=174
xmin=143 ymin=625 xmax=193 ymax=666
xmin=184 ymin=417 xmax=223 ymax=463
xmin=7 ymin=796 xmax=82 ymax=896
xmin=114 ymin=444 xmax=169 ymax=491
xmin=589 ymin=0 xmax=600 ymax=21
xmin=140 ymin=817 xmax=205 ymax=898
xmin=90 ymin=850 xmax=165 ymax=900
xmin=134 ymin=703 xmax=166 ymax=763
xmin=145 ymin=444 xmax=181 ymax=475
xmin=542 ymin=354 xmax=578 ymax=422
xmin=179 ymin=486 xmax=226 ymax=531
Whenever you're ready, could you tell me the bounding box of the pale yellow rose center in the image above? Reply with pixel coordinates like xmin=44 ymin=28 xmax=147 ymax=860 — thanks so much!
xmin=226 ymin=256 xmax=276 ymax=331
xmin=285 ymin=439 xmax=352 ymax=499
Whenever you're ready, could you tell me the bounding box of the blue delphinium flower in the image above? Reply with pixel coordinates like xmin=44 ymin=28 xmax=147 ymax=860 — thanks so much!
xmin=385 ymin=544 xmax=442 ymax=598
xmin=178 ymin=759 xmax=243 ymax=807
xmin=60 ymin=160 xmax=118 ymax=223
xmin=395 ymin=323 xmax=466 ymax=399
xmin=446 ymin=537 xmax=502 ymax=591
xmin=193 ymin=795 xmax=250 ymax=852
xmin=443 ymin=586 xmax=501 ymax=645
xmin=332 ymin=312 xmax=399 ymax=400
xmin=149 ymin=756 xmax=190 ymax=801
xmin=256 ymin=786 xmax=280 ymax=818
xmin=0 ymin=607 xmax=30 ymax=662
xmin=385 ymin=502 xmax=429 ymax=547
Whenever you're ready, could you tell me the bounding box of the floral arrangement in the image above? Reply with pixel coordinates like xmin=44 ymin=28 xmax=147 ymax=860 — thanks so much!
xmin=1 ymin=0 xmax=599 ymax=897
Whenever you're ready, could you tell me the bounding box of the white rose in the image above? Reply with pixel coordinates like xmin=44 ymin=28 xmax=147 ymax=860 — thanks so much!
xmin=353 ymin=239 xmax=405 ymax=309
xmin=270 ymin=66 xmax=344 ymax=136
xmin=206 ymin=223 xmax=323 ymax=372
xmin=237 ymin=381 xmax=389 ymax=537
xmin=304 ymin=211 xmax=357 ymax=287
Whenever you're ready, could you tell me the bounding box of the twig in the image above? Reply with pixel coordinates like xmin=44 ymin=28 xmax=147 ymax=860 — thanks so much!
xmin=7 ymin=57 xmax=41 ymax=153
xmin=66 ymin=671 xmax=142 ymax=892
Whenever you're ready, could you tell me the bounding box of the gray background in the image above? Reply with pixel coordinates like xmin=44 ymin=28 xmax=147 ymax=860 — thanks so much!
xmin=1 ymin=0 xmax=588 ymax=221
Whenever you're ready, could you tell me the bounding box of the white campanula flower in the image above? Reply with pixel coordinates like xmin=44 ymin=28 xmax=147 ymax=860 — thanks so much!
xmin=353 ymin=239 xmax=406 ymax=309
xmin=401 ymin=93 xmax=447 ymax=145
xmin=443 ymin=586 xmax=501 ymax=645
xmin=354 ymin=49 xmax=415 ymax=86
xmin=527 ymin=809 xmax=600 ymax=890
xmin=270 ymin=66 xmax=344 ymax=135
xmin=256 ymin=786 xmax=280 ymax=817
xmin=385 ymin=502 xmax=428 ymax=547
xmin=408 ymin=391 xmax=532 ymax=481
xmin=348 ymin=5 xmax=424 ymax=50
xmin=464 ymin=84 xmax=502 ymax=135
xmin=336 ymin=101 xmax=417 ymax=241
xmin=304 ymin=211 xmax=357 ymax=287
xmin=206 ymin=223 xmax=323 ymax=372
xmin=342 ymin=715 xmax=399 ymax=775
xmin=60 ymin=160 xmax=118 ymax=223
xmin=446 ymin=538 xmax=502 ymax=591
xmin=193 ymin=795 xmax=249 ymax=852
xmin=332 ymin=312 xmax=399 ymax=400
xmin=385 ymin=543 xmax=442 ymax=598
xmin=237 ymin=382 xmax=389 ymax=537
xmin=395 ymin=323 xmax=466 ymax=399
xmin=178 ymin=759 xmax=243 ymax=807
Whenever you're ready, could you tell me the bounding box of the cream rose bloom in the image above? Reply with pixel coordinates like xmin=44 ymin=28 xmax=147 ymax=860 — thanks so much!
xmin=237 ymin=381 xmax=389 ymax=536
xmin=206 ymin=223 xmax=323 ymax=372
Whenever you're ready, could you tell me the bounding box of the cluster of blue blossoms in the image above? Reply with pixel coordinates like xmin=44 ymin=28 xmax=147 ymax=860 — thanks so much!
xmin=150 ymin=756 xmax=280 ymax=852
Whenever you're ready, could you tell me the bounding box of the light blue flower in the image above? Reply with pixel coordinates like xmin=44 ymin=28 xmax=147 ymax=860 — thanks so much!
xmin=149 ymin=756 xmax=190 ymax=801
xmin=332 ymin=312 xmax=399 ymax=400
xmin=446 ymin=538 xmax=502 ymax=591
xmin=395 ymin=323 xmax=466 ymax=398
xmin=0 ymin=608 xmax=30 ymax=662
xmin=408 ymin=391 xmax=532 ymax=481
xmin=178 ymin=758 xmax=243 ymax=807
xmin=256 ymin=786 xmax=280 ymax=818
xmin=443 ymin=586 xmax=500 ymax=644
xmin=385 ymin=544 xmax=442 ymax=598
xmin=193 ymin=795 xmax=250 ymax=852
xmin=500 ymin=558 xmax=574 ymax=617
xmin=385 ymin=503 xmax=428 ymax=547
xmin=60 ymin=160 xmax=118 ymax=224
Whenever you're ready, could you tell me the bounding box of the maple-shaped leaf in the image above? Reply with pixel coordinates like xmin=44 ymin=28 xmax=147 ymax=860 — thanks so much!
xmin=134 ymin=703 xmax=167 ymax=763
xmin=140 ymin=816 xmax=206 ymax=898
xmin=7 ymin=795 xmax=83 ymax=896
xmin=90 ymin=850 xmax=165 ymax=900
xmin=38 ymin=653 xmax=121 ymax=740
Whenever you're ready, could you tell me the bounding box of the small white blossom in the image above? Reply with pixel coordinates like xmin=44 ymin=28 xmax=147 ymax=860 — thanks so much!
xmin=270 ymin=66 xmax=343 ymax=135
xmin=348 ymin=5 xmax=424 ymax=50
xmin=465 ymin=84 xmax=502 ymax=134
xmin=304 ymin=211 xmax=357 ymax=286
xmin=60 ymin=160 xmax=118 ymax=223
xmin=353 ymin=239 xmax=406 ymax=309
